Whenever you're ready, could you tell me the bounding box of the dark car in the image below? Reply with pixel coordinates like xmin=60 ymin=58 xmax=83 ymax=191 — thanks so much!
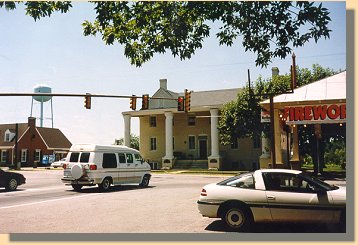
xmin=0 ymin=169 xmax=26 ymax=191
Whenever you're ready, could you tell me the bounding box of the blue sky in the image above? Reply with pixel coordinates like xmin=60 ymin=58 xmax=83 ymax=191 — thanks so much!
xmin=0 ymin=1 xmax=346 ymax=145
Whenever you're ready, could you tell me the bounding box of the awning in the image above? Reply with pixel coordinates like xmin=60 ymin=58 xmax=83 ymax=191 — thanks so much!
xmin=261 ymin=71 xmax=346 ymax=106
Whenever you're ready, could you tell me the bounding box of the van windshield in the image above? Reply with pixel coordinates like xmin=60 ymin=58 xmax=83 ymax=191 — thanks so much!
xmin=134 ymin=154 xmax=143 ymax=162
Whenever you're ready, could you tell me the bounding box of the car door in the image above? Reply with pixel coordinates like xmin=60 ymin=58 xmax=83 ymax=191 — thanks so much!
xmin=263 ymin=173 xmax=334 ymax=222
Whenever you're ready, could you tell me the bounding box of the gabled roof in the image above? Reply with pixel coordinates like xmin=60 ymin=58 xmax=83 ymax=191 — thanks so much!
xmin=152 ymin=87 xmax=179 ymax=99
xmin=261 ymin=71 xmax=346 ymax=105
xmin=37 ymin=127 xmax=72 ymax=149
xmin=191 ymin=88 xmax=241 ymax=107
xmin=148 ymin=87 xmax=241 ymax=111
xmin=0 ymin=123 xmax=28 ymax=147
xmin=123 ymin=79 xmax=242 ymax=116
xmin=0 ymin=121 xmax=71 ymax=149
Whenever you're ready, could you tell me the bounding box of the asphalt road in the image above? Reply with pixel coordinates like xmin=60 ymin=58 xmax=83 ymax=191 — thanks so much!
xmin=0 ymin=169 xmax=346 ymax=234
xmin=0 ymin=170 xmax=228 ymax=233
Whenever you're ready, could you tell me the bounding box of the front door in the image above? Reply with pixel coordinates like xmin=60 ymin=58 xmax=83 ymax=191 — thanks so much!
xmin=198 ymin=139 xmax=207 ymax=160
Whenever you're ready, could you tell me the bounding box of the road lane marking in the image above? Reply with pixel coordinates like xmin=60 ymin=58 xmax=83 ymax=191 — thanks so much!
xmin=0 ymin=192 xmax=104 ymax=210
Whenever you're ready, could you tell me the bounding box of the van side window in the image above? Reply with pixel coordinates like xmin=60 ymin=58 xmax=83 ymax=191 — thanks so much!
xmin=118 ymin=153 xmax=126 ymax=164
xmin=102 ymin=153 xmax=117 ymax=168
xmin=69 ymin=153 xmax=79 ymax=162
xmin=80 ymin=153 xmax=90 ymax=163
xmin=126 ymin=153 xmax=133 ymax=163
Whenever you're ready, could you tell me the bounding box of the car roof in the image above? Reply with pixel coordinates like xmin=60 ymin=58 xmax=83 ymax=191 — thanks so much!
xmin=257 ymin=169 xmax=302 ymax=174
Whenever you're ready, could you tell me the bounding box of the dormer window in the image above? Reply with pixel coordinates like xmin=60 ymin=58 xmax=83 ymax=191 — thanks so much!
xmin=4 ymin=129 xmax=15 ymax=142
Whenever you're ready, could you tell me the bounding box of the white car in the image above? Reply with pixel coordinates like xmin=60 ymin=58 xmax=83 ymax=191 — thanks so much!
xmin=51 ymin=158 xmax=66 ymax=168
xmin=197 ymin=169 xmax=346 ymax=231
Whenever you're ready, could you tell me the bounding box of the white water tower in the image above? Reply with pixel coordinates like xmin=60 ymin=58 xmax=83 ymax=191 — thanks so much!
xmin=30 ymin=84 xmax=54 ymax=128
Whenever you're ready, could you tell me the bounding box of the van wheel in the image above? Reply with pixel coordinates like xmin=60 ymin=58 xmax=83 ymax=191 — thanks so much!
xmin=99 ymin=178 xmax=111 ymax=191
xmin=71 ymin=184 xmax=83 ymax=191
xmin=139 ymin=175 xmax=150 ymax=187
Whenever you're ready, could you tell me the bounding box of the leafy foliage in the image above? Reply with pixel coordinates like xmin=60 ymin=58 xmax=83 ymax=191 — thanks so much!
xmin=218 ymin=64 xmax=337 ymax=146
xmin=114 ymin=134 xmax=140 ymax=150
xmin=1 ymin=1 xmax=332 ymax=67
xmin=0 ymin=1 xmax=72 ymax=20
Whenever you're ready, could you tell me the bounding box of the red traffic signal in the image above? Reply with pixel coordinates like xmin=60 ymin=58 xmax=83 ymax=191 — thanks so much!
xmin=142 ymin=94 xmax=149 ymax=110
xmin=130 ymin=95 xmax=137 ymax=110
xmin=177 ymin=96 xmax=185 ymax=111
xmin=84 ymin=93 xmax=91 ymax=109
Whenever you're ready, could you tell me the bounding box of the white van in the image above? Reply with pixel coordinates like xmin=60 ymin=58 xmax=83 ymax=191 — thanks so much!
xmin=61 ymin=144 xmax=151 ymax=191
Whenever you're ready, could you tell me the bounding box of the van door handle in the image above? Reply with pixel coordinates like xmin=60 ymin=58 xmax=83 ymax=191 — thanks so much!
xmin=267 ymin=196 xmax=276 ymax=200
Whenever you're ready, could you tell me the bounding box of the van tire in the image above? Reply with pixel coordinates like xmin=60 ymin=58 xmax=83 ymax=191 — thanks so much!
xmin=72 ymin=184 xmax=83 ymax=191
xmin=99 ymin=178 xmax=111 ymax=191
xmin=139 ymin=175 xmax=150 ymax=187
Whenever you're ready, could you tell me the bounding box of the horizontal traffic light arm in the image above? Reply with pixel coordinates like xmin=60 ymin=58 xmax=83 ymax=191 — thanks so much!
xmin=0 ymin=92 xmax=179 ymax=100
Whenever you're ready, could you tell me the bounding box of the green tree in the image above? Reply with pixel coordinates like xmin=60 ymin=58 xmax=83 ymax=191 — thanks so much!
xmin=114 ymin=134 xmax=140 ymax=150
xmin=218 ymin=64 xmax=337 ymax=146
xmin=1 ymin=1 xmax=332 ymax=67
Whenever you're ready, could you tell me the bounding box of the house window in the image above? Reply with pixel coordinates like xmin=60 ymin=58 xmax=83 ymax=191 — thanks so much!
xmin=1 ymin=150 xmax=7 ymax=163
xmin=150 ymin=116 xmax=157 ymax=127
xmin=253 ymin=134 xmax=261 ymax=148
xmin=188 ymin=116 xmax=196 ymax=126
xmin=21 ymin=149 xmax=27 ymax=162
xmin=150 ymin=137 xmax=157 ymax=151
xmin=34 ymin=149 xmax=41 ymax=162
xmin=231 ymin=138 xmax=239 ymax=149
xmin=188 ymin=136 xmax=196 ymax=150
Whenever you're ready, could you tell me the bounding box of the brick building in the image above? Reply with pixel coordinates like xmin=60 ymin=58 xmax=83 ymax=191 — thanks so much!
xmin=0 ymin=117 xmax=72 ymax=167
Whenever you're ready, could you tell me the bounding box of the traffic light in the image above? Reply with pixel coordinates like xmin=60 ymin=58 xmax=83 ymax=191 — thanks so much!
xmin=130 ymin=95 xmax=137 ymax=110
xmin=177 ymin=96 xmax=185 ymax=111
xmin=184 ymin=89 xmax=191 ymax=112
xmin=84 ymin=93 xmax=91 ymax=109
xmin=142 ymin=94 xmax=149 ymax=110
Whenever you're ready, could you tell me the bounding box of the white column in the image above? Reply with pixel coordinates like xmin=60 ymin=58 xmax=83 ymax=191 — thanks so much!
xmin=210 ymin=109 xmax=219 ymax=157
xmin=164 ymin=112 xmax=174 ymax=159
xmin=123 ymin=114 xmax=131 ymax=147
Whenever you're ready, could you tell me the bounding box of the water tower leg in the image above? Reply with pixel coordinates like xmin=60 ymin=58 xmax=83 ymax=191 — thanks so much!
xmin=51 ymin=98 xmax=54 ymax=128
xmin=30 ymin=98 xmax=34 ymax=117
xmin=40 ymin=98 xmax=43 ymax=127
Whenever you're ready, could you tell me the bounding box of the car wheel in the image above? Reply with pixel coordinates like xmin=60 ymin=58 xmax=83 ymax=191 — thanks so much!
xmin=71 ymin=184 xmax=83 ymax=191
xmin=99 ymin=178 xmax=111 ymax=191
xmin=139 ymin=175 xmax=150 ymax=187
xmin=222 ymin=206 xmax=253 ymax=232
xmin=6 ymin=178 xmax=18 ymax=191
